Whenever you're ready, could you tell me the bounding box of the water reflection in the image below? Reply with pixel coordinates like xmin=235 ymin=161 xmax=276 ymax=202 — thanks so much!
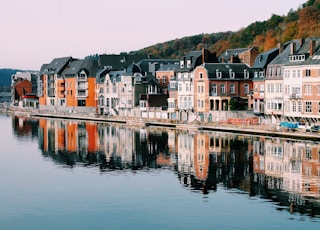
xmin=14 ymin=116 xmax=320 ymax=218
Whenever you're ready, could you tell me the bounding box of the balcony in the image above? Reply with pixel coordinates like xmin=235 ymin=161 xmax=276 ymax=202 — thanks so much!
xmin=289 ymin=94 xmax=301 ymax=99
xmin=76 ymin=90 xmax=88 ymax=98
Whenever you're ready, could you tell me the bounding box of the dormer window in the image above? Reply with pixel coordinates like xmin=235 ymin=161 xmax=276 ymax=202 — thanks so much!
xmin=187 ymin=60 xmax=191 ymax=68
xmin=244 ymin=69 xmax=249 ymax=79
xmin=216 ymin=69 xmax=222 ymax=78
xmin=289 ymin=54 xmax=306 ymax=62
xmin=229 ymin=69 xmax=235 ymax=78
xmin=180 ymin=60 xmax=184 ymax=68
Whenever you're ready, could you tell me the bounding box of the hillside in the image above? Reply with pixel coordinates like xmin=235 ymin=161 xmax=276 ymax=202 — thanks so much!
xmin=0 ymin=69 xmax=21 ymax=92
xmin=130 ymin=0 xmax=320 ymax=58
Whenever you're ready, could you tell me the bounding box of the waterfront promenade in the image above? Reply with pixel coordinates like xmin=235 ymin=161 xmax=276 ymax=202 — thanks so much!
xmin=3 ymin=107 xmax=319 ymax=141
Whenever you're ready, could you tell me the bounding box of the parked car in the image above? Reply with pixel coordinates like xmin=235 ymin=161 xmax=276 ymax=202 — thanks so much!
xmin=310 ymin=125 xmax=320 ymax=132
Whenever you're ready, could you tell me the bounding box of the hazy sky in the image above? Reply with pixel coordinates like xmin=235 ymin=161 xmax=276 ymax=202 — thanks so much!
xmin=1 ymin=0 xmax=304 ymax=70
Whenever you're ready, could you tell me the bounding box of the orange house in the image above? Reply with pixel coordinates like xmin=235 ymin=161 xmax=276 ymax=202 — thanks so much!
xmin=38 ymin=57 xmax=73 ymax=108
xmin=62 ymin=59 xmax=100 ymax=113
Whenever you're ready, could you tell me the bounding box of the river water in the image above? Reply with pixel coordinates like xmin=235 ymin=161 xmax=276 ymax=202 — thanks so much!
xmin=0 ymin=113 xmax=319 ymax=230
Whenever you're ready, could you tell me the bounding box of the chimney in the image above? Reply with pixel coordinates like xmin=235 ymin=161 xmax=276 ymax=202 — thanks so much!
xmin=300 ymin=38 xmax=305 ymax=46
xmin=310 ymin=39 xmax=316 ymax=56
xmin=277 ymin=43 xmax=283 ymax=54
xmin=202 ymin=47 xmax=205 ymax=64
xmin=290 ymin=42 xmax=296 ymax=54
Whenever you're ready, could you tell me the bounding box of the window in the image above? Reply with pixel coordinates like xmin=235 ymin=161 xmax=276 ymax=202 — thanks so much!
xmin=216 ymin=69 xmax=222 ymax=78
xmin=229 ymin=69 xmax=235 ymax=78
xmin=305 ymin=69 xmax=311 ymax=77
xmin=305 ymin=101 xmax=312 ymax=113
xmin=211 ymin=84 xmax=217 ymax=95
xmin=285 ymin=85 xmax=290 ymax=95
xmin=297 ymin=70 xmax=301 ymax=77
xmin=78 ymin=100 xmax=86 ymax=107
xmin=221 ymin=84 xmax=225 ymax=94
xmin=318 ymin=102 xmax=320 ymax=113
xmin=187 ymin=60 xmax=191 ymax=68
xmin=298 ymin=101 xmax=302 ymax=112
xmin=230 ymin=84 xmax=235 ymax=94
xmin=292 ymin=70 xmax=296 ymax=78
xmin=276 ymin=67 xmax=281 ymax=77
xmin=199 ymin=72 xmax=203 ymax=79
xmin=180 ymin=60 xmax=184 ymax=68
xmin=304 ymin=85 xmax=312 ymax=95
xmin=292 ymin=101 xmax=296 ymax=112
xmin=244 ymin=69 xmax=249 ymax=79
xmin=244 ymin=84 xmax=249 ymax=93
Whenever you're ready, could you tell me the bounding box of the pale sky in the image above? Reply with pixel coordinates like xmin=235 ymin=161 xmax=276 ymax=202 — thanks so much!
xmin=1 ymin=0 xmax=304 ymax=70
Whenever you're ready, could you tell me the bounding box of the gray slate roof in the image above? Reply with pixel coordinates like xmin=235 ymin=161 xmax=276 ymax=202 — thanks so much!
xmin=41 ymin=57 xmax=73 ymax=75
xmin=62 ymin=59 xmax=100 ymax=78
xmin=252 ymin=47 xmax=279 ymax=69
xmin=203 ymin=63 xmax=252 ymax=80
xmin=269 ymin=40 xmax=302 ymax=65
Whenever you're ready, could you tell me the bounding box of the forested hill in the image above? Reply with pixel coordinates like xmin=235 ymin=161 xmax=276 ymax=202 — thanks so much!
xmin=129 ymin=0 xmax=320 ymax=58
xmin=0 ymin=69 xmax=21 ymax=91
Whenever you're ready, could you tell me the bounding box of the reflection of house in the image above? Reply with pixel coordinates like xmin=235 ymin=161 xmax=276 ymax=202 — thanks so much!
xmin=194 ymin=133 xmax=209 ymax=181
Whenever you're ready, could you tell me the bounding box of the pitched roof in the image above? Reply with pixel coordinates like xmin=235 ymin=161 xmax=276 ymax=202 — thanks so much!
xmin=136 ymin=59 xmax=178 ymax=74
xmin=202 ymin=63 xmax=252 ymax=79
xmin=269 ymin=40 xmax=302 ymax=65
xmin=219 ymin=48 xmax=249 ymax=60
xmin=252 ymin=47 xmax=279 ymax=69
xmin=41 ymin=57 xmax=73 ymax=75
xmin=62 ymin=59 xmax=100 ymax=78
xmin=157 ymin=63 xmax=179 ymax=71
xmin=98 ymin=54 xmax=151 ymax=71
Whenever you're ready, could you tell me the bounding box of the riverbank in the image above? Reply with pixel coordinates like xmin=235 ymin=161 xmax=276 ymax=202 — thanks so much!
xmin=4 ymin=108 xmax=318 ymax=141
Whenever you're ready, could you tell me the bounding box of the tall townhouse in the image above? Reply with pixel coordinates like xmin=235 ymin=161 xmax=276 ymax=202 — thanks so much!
xmin=282 ymin=38 xmax=320 ymax=123
xmin=251 ymin=46 xmax=280 ymax=115
xmin=96 ymin=69 xmax=123 ymax=116
xmin=38 ymin=57 xmax=73 ymax=110
xmin=156 ymin=63 xmax=179 ymax=119
xmin=176 ymin=49 xmax=217 ymax=121
xmin=264 ymin=40 xmax=302 ymax=122
xmin=119 ymin=59 xmax=178 ymax=117
xmin=62 ymin=59 xmax=100 ymax=113
xmin=193 ymin=63 xmax=253 ymax=121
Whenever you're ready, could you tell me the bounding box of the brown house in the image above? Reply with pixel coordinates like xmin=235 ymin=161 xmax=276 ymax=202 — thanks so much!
xmin=193 ymin=63 xmax=253 ymax=113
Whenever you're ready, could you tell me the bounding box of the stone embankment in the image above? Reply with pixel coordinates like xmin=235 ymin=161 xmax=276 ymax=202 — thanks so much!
xmin=3 ymin=108 xmax=320 ymax=141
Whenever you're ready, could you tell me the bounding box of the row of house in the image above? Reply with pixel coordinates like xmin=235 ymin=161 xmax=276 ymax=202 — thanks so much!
xmin=10 ymin=37 xmax=320 ymax=125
